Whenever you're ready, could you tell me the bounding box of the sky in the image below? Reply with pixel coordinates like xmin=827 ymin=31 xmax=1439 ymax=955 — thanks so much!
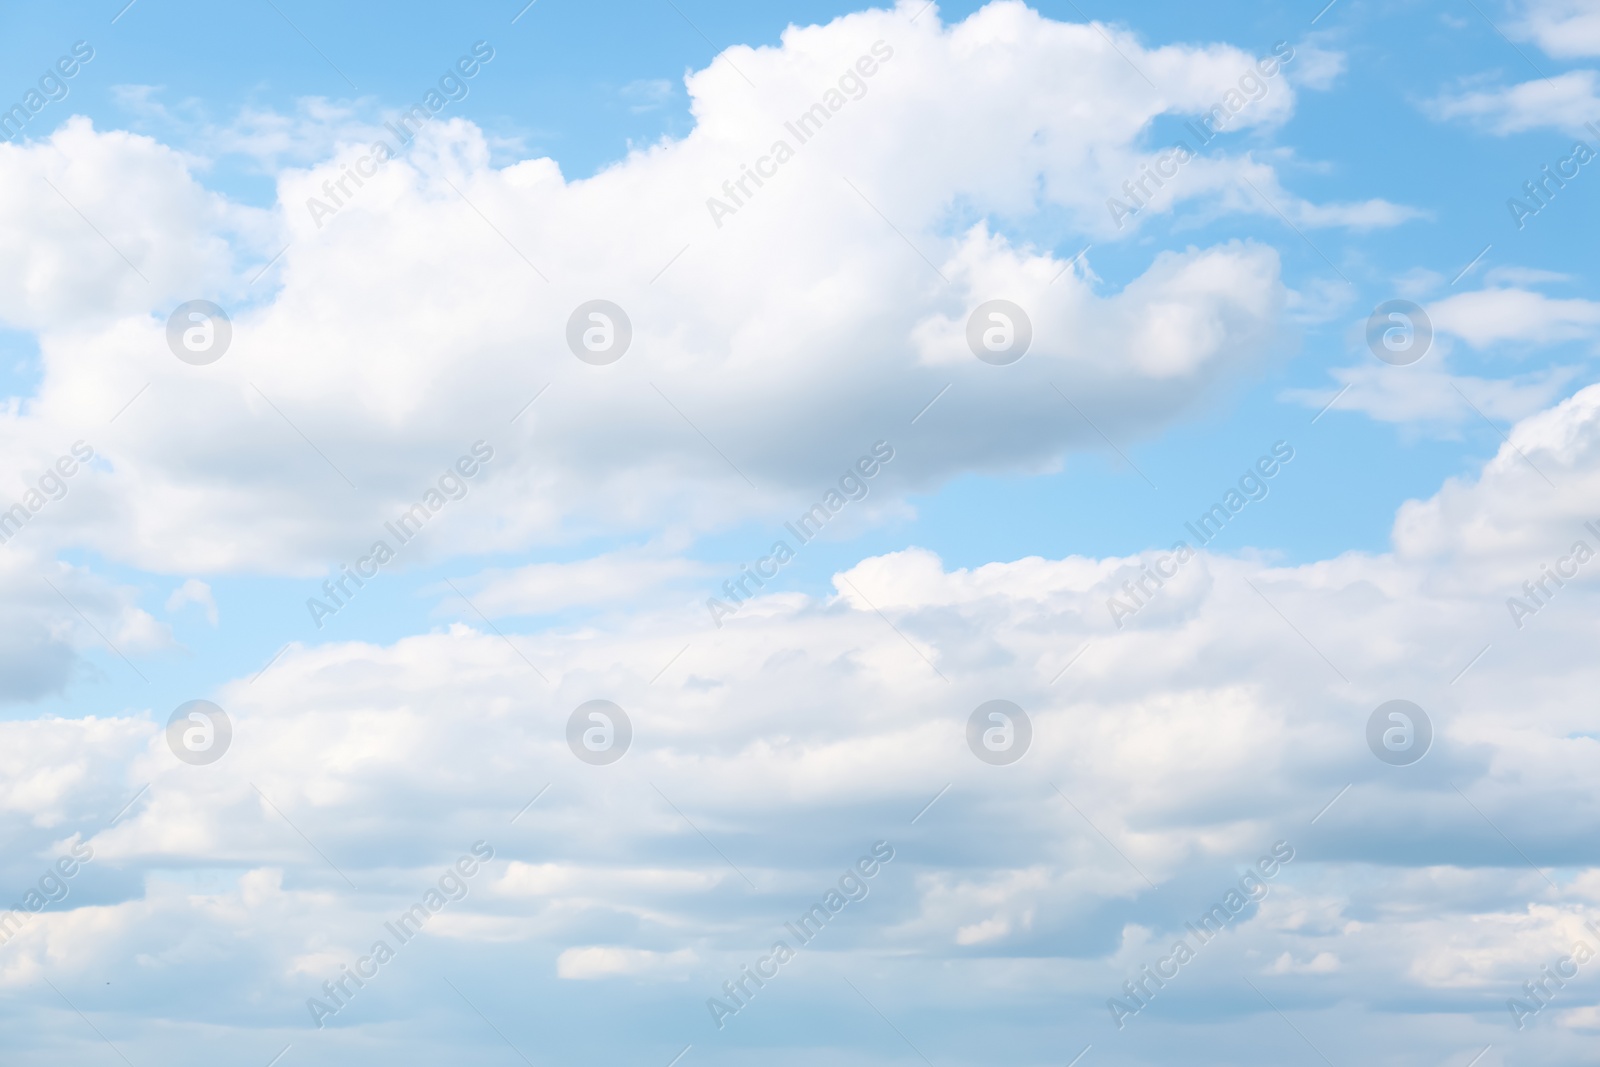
xmin=0 ymin=0 xmax=1598 ymax=1064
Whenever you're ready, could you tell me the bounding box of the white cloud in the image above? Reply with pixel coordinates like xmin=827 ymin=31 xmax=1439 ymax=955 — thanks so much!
xmin=1267 ymin=950 xmax=1339 ymax=974
xmin=1103 ymin=151 xmax=1419 ymax=235
xmin=1287 ymin=45 xmax=1347 ymax=91
xmin=1430 ymin=70 xmax=1600 ymax=135
xmin=1428 ymin=0 xmax=1600 ymax=137
xmin=9 ymin=4 xmax=1599 ymax=1060
xmin=1516 ymin=0 xmax=1600 ymax=58
xmin=0 ymin=3 xmax=1422 ymax=578
xmin=620 ymin=79 xmax=675 ymax=114
xmin=0 ymin=547 xmax=167 ymax=702
xmin=109 ymin=87 xmax=380 ymax=173
xmin=1560 ymin=1004 xmax=1600 ymax=1031
xmin=1283 ymin=284 xmax=1600 ymax=430
xmin=0 ymin=118 xmax=270 ymax=331
xmin=556 ymin=944 xmax=697 ymax=979
xmin=1430 ymin=286 xmax=1600 ymax=349
xmin=8 ymin=380 xmax=1595 ymax=1050
xmin=1283 ymin=361 xmax=1581 ymax=430
xmin=446 ymin=551 xmax=714 ymax=619
xmin=1393 ymin=381 xmax=1600 ymax=580
xmin=165 ymin=578 xmax=218 ymax=625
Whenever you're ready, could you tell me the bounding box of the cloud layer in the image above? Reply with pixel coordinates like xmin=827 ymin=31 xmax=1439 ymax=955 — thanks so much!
xmin=6 ymin=378 xmax=1600 ymax=1063
xmin=1 ymin=2 xmax=1596 ymax=1064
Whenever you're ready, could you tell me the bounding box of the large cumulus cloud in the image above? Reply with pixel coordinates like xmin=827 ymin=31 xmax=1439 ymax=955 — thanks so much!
xmin=0 ymin=2 xmax=1421 ymax=574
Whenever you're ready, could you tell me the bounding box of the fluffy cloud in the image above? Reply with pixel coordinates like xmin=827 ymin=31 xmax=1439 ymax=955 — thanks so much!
xmin=3 ymin=3 xmax=1593 ymax=1063
xmin=0 ymin=3 xmax=1423 ymax=577
xmin=1516 ymin=0 xmax=1600 ymax=58
xmin=0 ymin=118 xmax=267 ymax=331
xmin=1288 ymin=360 xmax=1581 ymax=429
xmin=6 ymin=379 xmax=1600 ymax=1061
xmin=1394 ymin=381 xmax=1600 ymax=579
xmin=1429 ymin=0 xmax=1600 ymax=136
xmin=1284 ymin=283 xmax=1599 ymax=429
xmin=1430 ymin=70 xmax=1600 ymax=136
xmin=1430 ymin=286 xmax=1600 ymax=349
xmin=165 ymin=578 xmax=219 ymax=625
xmin=0 ymin=546 xmax=164 ymax=703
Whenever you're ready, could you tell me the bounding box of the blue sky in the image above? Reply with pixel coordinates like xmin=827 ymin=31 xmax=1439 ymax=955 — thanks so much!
xmin=2 ymin=1 xmax=1600 ymax=1064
